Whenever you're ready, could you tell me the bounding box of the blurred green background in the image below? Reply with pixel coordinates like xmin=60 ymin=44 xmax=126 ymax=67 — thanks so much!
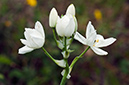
xmin=0 ymin=0 xmax=129 ymax=85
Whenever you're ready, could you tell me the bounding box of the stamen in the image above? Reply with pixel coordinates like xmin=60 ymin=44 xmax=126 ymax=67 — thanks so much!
xmin=96 ymin=39 xmax=99 ymax=43
xmin=93 ymin=39 xmax=99 ymax=47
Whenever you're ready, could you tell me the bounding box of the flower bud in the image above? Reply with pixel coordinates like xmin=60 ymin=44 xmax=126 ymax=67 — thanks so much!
xmin=56 ymin=14 xmax=75 ymax=37
xmin=66 ymin=4 xmax=75 ymax=16
xmin=49 ymin=8 xmax=59 ymax=27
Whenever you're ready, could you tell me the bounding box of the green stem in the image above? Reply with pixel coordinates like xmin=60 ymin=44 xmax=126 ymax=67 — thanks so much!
xmin=64 ymin=37 xmax=67 ymax=50
xmin=60 ymin=37 xmax=69 ymax=85
xmin=42 ymin=47 xmax=55 ymax=63
xmin=70 ymin=46 xmax=90 ymax=69
xmin=60 ymin=46 xmax=90 ymax=85
xmin=78 ymin=46 xmax=90 ymax=58
xmin=71 ymin=34 xmax=74 ymax=43
xmin=60 ymin=59 xmax=69 ymax=85
xmin=52 ymin=28 xmax=58 ymax=44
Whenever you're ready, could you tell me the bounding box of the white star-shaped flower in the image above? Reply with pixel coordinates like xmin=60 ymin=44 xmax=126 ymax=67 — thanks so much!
xmin=74 ymin=21 xmax=116 ymax=55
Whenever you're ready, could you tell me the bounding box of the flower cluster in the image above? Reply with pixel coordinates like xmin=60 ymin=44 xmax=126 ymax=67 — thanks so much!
xmin=49 ymin=4 xmax=77 ymax=37
xmin=18 ymin=4 xmax=116 ymax=85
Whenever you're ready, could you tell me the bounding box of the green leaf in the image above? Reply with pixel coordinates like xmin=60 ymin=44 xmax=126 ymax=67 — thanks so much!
xmin=0 ymin=55 xmax=13 ymax=65
xmin=9 ymin=69 xmax=23 ymax=78
xmin=0 ymin=73 xmax=4 ymax=79
xmin=120 ymin=59 xmax=129 ymax=74
xmin=107 ymin=71 xmax=120 ymax=85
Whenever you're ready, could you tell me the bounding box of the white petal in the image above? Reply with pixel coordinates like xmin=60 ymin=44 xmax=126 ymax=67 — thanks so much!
xmin=56 ymin=15 xmax=69 ymax=36
xmin=91 ymin=46 xmax=108 ymax=55
xmin=31 ymin=35 xmax=45 ymax=48
xmin=20 ymin=39 xmax=28 ymax=46
xmin=24 ymin=30 xmax=39 ymax=48
xmin=24 ymin=29 xmax=32 ymax=41
xmin=96 ymin=34 xmax=104 ymax=40
xmin=74 ymin=32 xmax=87 ymax=45
xmin=18 ymin=46 xmax=34 ymax=54
xmin=25 ymin=28 xmax=34 ymax=32
xmin=30 ymin=30 xmax=43 ymax=39
xmin=73 ymin=16 xmax=78 ymax=32
xmin=49 ymin=8 xmax=58 ymax=27
xmin=35 ymin=21 xmax=45 ymax=38
xmin=86 ymin=30 xmax=97 ymax=46
xmin=64 ymin=15 xmax=75 ymax=37
xmin=66 ymin=4 xmax=75 ymax=16
xmin=25 ymin=28 xmax=42 ymax=38
xmin=95 ymin=35 xmax=116 ymax=47
xmin=56 ymin=18 xmax=64 ymax=36
xmin=86 ymin=21 xmax=96 ymax=39
xmin=56 ymin=14 xmax=75 ymax=37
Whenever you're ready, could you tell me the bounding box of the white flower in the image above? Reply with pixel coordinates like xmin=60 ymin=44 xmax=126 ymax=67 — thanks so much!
xmin=49 ymin=8 xmax=59 ymax=27
xmin=74 ymin=21 xmax=116 ymax=55
xmin=18 ymin=21 xmax=45 ymax=54
xmin=66 ymin=4 xmax=75 ymax=16
xmin=56 ymin=14 xmax=75 ymax=37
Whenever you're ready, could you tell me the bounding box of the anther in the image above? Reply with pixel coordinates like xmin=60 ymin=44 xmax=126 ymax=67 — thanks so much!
xmin=96 ymin=39 xmax=99 ymax=43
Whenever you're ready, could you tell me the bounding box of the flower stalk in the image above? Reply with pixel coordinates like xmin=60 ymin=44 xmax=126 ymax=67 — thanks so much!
xmin=60 ymin=37 xmax=69 ymax=85
xmin=42 ymin=47 xmax=66 ymax=68
xmin=52 ymin=28 xmax=58 ymax=44
xmin=60 ymin=59 xmax=69 ymax=85
xmin=70 ymin=46 xmax=90 ymax=68
xmin=42 ymin=47 xmax=54 ymax=62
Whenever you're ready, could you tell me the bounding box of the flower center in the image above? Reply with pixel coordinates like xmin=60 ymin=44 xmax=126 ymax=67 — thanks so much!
xmin=93 ymin=39 xmax=99 ymax=47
